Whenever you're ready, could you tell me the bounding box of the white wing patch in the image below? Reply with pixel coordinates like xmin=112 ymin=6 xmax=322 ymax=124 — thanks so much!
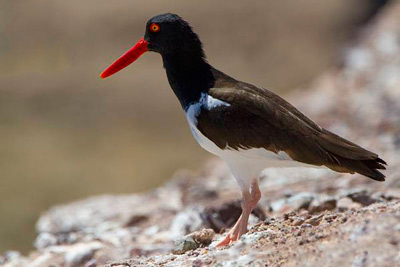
xmin=186 ymin=93 xmax=230 ymax=125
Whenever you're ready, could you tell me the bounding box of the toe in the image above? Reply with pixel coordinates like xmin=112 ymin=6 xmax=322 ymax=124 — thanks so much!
xmin=216 ymin=235 xmax=232 ymax=247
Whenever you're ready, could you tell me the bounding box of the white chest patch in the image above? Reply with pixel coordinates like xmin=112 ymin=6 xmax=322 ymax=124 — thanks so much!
xmin=186 ymin=93 xmax=231 ymax=124
xmin=185 ymin=93 xmax=230 ymax=155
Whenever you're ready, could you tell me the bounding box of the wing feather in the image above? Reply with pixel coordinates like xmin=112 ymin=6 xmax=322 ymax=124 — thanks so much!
xmin=198 ymin=68 xmax=386 ymax=180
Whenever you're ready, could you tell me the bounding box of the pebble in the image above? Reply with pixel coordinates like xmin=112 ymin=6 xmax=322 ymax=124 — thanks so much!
xmin=188 ymin=229 xmax=215 ymax=246
xmin=35 ymin=232 xmax=58 ymax=250
xmin=270 ymin=192 xmax=315 ymax=213
xmin=304 ymin=214 xmax=324 ymax=226
xmin=171 ymin=228 xmax=215 ymax=255
xmin=292 ymin=218 xmax=305 ymax=226
xmin=170 ymin=206 xmax=204 ymax=238
xmin=62 ymin=242 xmax=103 ymax=267
xmin=4 ymin=250 xmax=22 ymax=261
xmin=301 ymin=224 xmax=313 ymax=229
xmin=171 ymin=236 xmax=198 ymax=255
xmin=337 ymin=197 xmax=362 ymax=211
xmin=383 ymin=190 xmax=400 ymax=200
xmin=346 ymin=190 xmax=378 ymax=206
xmin=309 ymin=197 xmax=336 ymax=213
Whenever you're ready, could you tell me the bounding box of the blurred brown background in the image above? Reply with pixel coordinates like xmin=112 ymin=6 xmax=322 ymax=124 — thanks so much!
xmin=0 ymin=0 xmax=388 ymax=254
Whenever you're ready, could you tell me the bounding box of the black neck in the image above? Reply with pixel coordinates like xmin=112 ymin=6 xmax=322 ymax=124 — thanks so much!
xmin=162 ymin=52 xmax=215 ymax=110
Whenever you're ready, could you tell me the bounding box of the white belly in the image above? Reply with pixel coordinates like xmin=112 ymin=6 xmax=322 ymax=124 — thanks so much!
xmin=188 ymin=120 xmax=304 ymax=167
xmin=185 ymin=93 xmax=319 ymax=190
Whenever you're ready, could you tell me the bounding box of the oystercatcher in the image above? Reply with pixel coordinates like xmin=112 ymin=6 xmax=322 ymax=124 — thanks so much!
xmin=100 ymin=13 xmax=386 ymax=246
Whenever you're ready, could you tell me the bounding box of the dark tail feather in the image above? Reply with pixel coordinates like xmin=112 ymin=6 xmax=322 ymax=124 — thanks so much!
xmin=317 ymin=129 xmax=387 ymax=181
xmin=347 ymin=157 xmax=386 ymax=181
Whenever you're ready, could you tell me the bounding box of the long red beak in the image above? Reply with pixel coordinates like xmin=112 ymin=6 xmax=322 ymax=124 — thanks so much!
xmin=100 ymin=37 xmax=149 ymax=79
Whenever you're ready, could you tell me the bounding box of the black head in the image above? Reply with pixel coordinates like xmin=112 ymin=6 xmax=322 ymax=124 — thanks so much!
xmin=100 ymin=13 xmax=214 ymax=109
xmin=100 ymin=13 xmax=207 ymax=79
xmin=144 ymin=13 xmax=205 ymax=59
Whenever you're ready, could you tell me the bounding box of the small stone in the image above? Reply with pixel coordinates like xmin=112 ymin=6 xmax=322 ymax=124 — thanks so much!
xmin=304 ymin=214 xmax=324 ymax=226
xmin=351 ymin=251 xmax=368 ymax=267
xmin=124 ymin=214 xmax=148 ymax=227
xmin=4 ymin=251 xmax=22 ymax=261
xmin=190 ymin=187 xmax=218 ymax=200
xmin=64 ymin=243 xmax=102 ymax=267
xmin=85 ymin=258 xmax=97 ymax=267
xmin=301 ymin=223 xmax=313 ymax=229
xmin=287 ymin=193 xmax=315 ymax=207
xmin=337 ymin=197 xmax=355 ymax=211
xmin=170 ymin=207 xmax=204 ymax=238
xmin=192 ymin=259 xmax=203 ymax=267
xmin=324 ymin=214 xmax=337 ymax=223
xmin=309 ymin=198 xmax=336 ymax=213
xmin=349 ymin=202 xmax=363 ymax=210
xmin=292 ymin=217 xmax=305 ymax=226
xmin=171 ymin=236 xmax=199 ymax=255
xmin=383 ymin=190 xmax=400 ymax=200
xmin=35 ymin=232 xmax=58 ymax=250
xmin=270 ymin=192 xmax=314 ymax=213
xmin=347 ymin=190 xmax=378 ymax=206
xmin=188 ymin=229 xmax=215 ymax=246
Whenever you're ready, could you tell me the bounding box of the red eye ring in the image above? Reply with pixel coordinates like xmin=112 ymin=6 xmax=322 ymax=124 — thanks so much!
xmin=150 ymin=23 xmax=160 ymax=33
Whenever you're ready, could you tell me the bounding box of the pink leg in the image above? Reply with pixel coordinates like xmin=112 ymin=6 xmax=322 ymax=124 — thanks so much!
xmin=237 ymin=180 xmax=261 ymax=237
xmin=216 ymin=179 xmax=261 ymax=246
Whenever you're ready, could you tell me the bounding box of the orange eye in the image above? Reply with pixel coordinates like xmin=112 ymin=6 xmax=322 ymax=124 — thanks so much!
xmin=150 ymin=23 xmax=160 ymax=33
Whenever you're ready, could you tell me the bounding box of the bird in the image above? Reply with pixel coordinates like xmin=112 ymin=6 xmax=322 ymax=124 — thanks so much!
xmin=100 ymin=13 xmax=386 ymax=246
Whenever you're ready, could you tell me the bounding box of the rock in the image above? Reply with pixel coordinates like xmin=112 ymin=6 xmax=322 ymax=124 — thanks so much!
xmin=169 ymin=206 xmax=204 ymax=238
xmin=337 ymin=197 xmax=362 ymax=211
xmin=0 ymin=251 xmax=27 ymax=266
xmin=4 ymin=250 xmax=22 ymax=261
xmin=171 ymin=236 xmax=198 ymax=255
xmin=239 ymin=231 xmax=269 ymax=244
xmin=351 ymin=251 xmax=368 ymax=267
xmin=171 ymin=228 xmax=215 ymax=255
xmin=189 ymin=187 xmax=218 ymax=200
xmin=292 ymin=217 xmax=306 ymax=226
xmin=383 ymin=190 xmax=400 ymax=200
xmin=63 ymin=243 xmax=103 ymax=267
xmin=35 ymin=232 xmax=58 ymax=250
xmin=30 ymin=252 xmax=59 ymax=267
xmin=304 ymin=214 xmax=324 ymax=226
xmin=346 ymin=190 xmax=378 ymax=206
xmin=309 ymin=196 xmax=337 ymax=213
xmin=301 ymin=223 xmax=313 ymax=229
xmin=270 ymin=192 xmax=315 ymax=213
xmin=124 ymin=214 xmax=148 ymax=227
xmin=188 ymin=229 xmax=215 ymax=246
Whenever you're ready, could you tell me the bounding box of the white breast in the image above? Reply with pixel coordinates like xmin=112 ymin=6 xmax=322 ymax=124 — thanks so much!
xmin=185 ymin=93 xmax=230 ymax=156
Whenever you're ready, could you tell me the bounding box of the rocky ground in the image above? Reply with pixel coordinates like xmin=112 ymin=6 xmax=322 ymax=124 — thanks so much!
xmin=2 ymin=2 xmax=400 ymax=267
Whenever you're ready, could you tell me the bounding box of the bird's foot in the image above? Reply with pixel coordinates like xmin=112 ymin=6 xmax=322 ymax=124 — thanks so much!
xmin=216 ymin=220 xmax=248 ymax=247
xmin=216 ymin=231 xmax=238 ymax=247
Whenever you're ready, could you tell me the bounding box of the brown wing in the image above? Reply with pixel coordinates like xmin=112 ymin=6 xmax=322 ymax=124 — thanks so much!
xmin=196 ymin=69 xmax=386 ymax=181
